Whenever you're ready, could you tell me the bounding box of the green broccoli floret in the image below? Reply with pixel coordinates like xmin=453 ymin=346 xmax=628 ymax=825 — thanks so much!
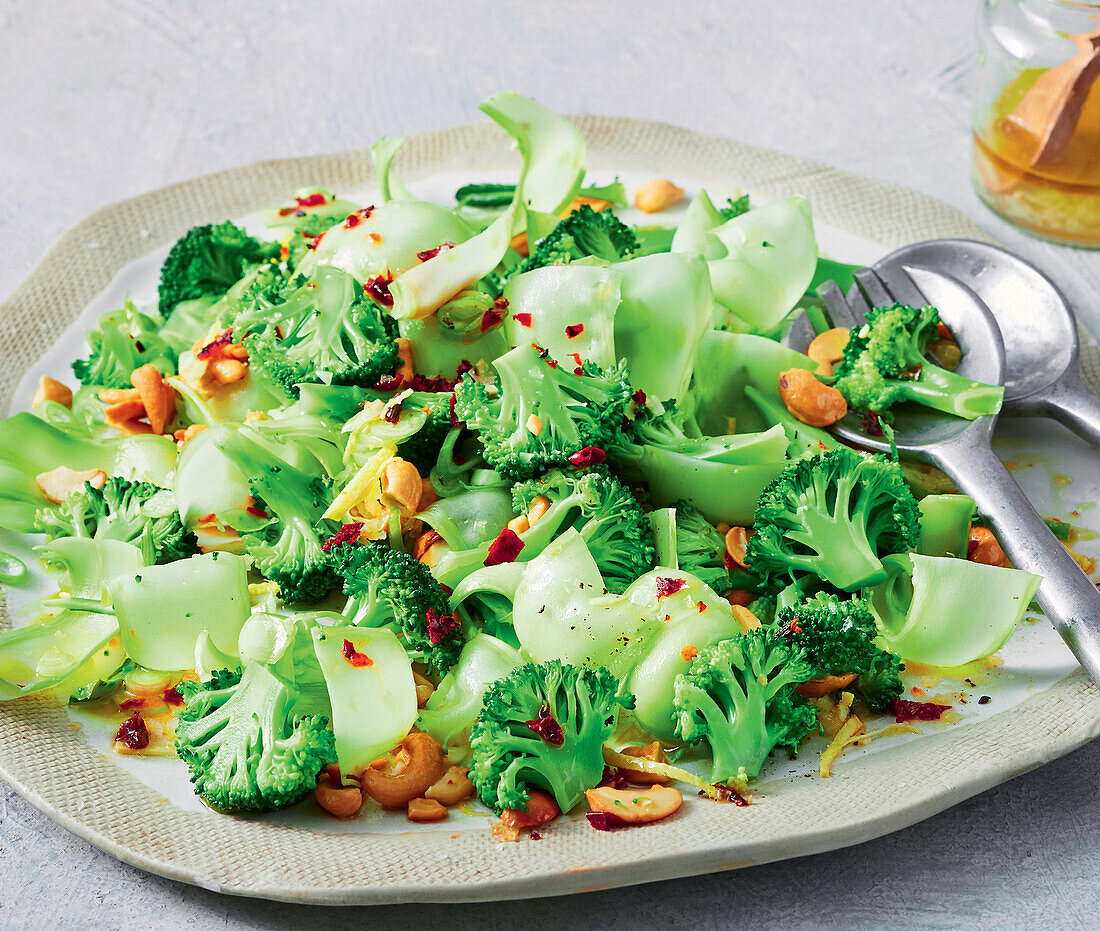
xmin=158 ymin=221 xmax=279 ymax=317
xmin=233 ymin=439 xmax=337 ymax=604
xmin=777 ymin=592 xmax=903 ymax=710
xmin=718 ymin=194 xmax=751 ymax=220
xmin=511 ymin=467 xmax=654 ymax=594
xmin=469 ymin=660 xmax=632 ymax=813
xmin=242 ymin=266 xmax=398 ymax=397
xmin=673 ymin=501 xmax=733 ymax=592
xmin=34 ymin=476 xmax=198 ymax=565
xmin=174 ymin=662 xmax=335 ymax=812
xmin=71 ymin=300 xmax=178 ymax=388
xmin=396 ymin=392 xmax=455 ymax=474
xmin=510 ymin=204 xmax=638 ymax=278
xmin=746 ymin=447 xmax=920 ymax=593
xmin=331 ymin=539 xmax=463 ymax=672
xmin=673 ymin=626 xmax=818 ymax=783
xmin=454 ymin=342 xmax=633 ymax=480
xmin=832 ymin=303 xmax=1003 ymax=420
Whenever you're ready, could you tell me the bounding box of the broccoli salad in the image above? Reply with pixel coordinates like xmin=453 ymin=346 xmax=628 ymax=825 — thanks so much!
xmin=0 ymin=92 xmax=1054 ymax=838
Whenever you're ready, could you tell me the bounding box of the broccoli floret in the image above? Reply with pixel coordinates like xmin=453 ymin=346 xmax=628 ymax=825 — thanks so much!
xmin=832 ymin=303 xmax=1003 ymax=420
xmin=174 ymin=663 xmax=335 ymax=812
xmin=331 ymin=539 xmax=463 ymax=672
xmin=777 ymin=592 xmax=903 ymax=710
xmin=673 ymin=501 xmax=733 ymax=592
xmin=718 ymin=194 xmax=751 ymax=220
xmin=158 ymin=221 xmax=279 ymax=317
xmin=469 ymin=660 xmax=632 ymax=813
xmin=510 ymin=204 xmax=637 ymax=278
xmin=746 ymin=447 xmax=920 ymax=593
xmin=233 ymin=439 xmax=338 ymax=604
xmin=454 ymin=342 xmax=633 ymax=480
xmin=396 ymin=392 xmax=455 ymax=474
xmin=242 ymin=266 xmax=398 ymax=397
xmin=35 ymin=476 xmax=197 ymax=565
xmin=72 ymin=300 xmax=177 ymax=388
xmin=673 ymin=626 xmax=818 ymax=783
xmin=511 ymin=467 xmax=655 ymax=594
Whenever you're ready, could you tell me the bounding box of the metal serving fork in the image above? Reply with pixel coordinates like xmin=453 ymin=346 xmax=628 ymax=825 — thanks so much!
xmin=786 ymin=263 xmax=1100 ymax=685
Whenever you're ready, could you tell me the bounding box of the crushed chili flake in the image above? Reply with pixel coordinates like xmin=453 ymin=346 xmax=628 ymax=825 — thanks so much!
xmin=586 ymin=811 xmax=630 ymax=831
xmin=364 ymin=271 xmax=394 ymax=306
xmin=485 ymin=528 xmax=524 ymax=566
xmin=163 ymin=687 xmax=184 ymax=707
xmin=118 ymin=697 xmax=145 ymax=711
xmin=681 ymin=644 xmax=699 ymax=662
xmin=494 ymin=296 xmax=510 ymax=310
xmin=531 ymin=343 xmax=558 ymax=367
xmin=565 ymin=323 xmax=584 ymax=339
xmin=697 ymin=602 xmax=707 ymax=612
xmin=900 ymin=364 xmax=923 ymax=381
xmin=525 ymin=703 xmax=565 ymax=746
xmin=529 ymin=831 xmax=542 ymax=840
xmin=723 ymin=552 xmax=737 ymax=572
xmin=407 ymin=373 xmax=458 ymax=392
xmin=277 ymin=206 xmax=297 ymax=218
xmin=655 ymin=577 xmax=687 ymax=599
xmin=115 ymin=713 xmax=149 ymax=750
xmin=426 ymin=609 xmax=459 ymax=644
xmin=374 ymin=374 xmax=404 ymax=392
xmin=574 ymin=367 xmax=585 ymax=376
xmin=383 ymin=399 xmax=402 ymax=424
xmin=198 ymin=513 xmax=217 ymax=524
xmin=568 ymin=446 xmax=606 ymax=468
xmin=512 ymin=312 xmax=533 ymax=328
xmin=705 ymin=785 xmax=751 ymax=806
xmin=598 ymin=765 xmax=628 ymax=789
xmin=321 ymin=523 xmax=364 ymax=552
xmin=632 ymin=389 xmax=647 ymax=407
xmin=369 ymin=232 xmax=383 ymax=244
xmin=417 ymin=241 xmax=455 ymax=262
xmin=245 ymin=498 xmax=269 ymax=518
xmin=297 ymin=192 xmax=329 ymax=208
xmin=301 ymin=230 xmax=325 ymax=251
xmin=890 ymin=699 xmax=951 ymax=723
xmin=861 ymin=410 xmax=884 ymax=437
xmin=343 ymin=206 xmax=375 ymax=229
xmin=196 ymin=329 xmax=234 ymax=360
xmin=779 ymin=618 xmax=802 ymax=637
xmin=448 ymin=393 xmax=461 ymax=427
xmin=569 ymin=353 xmax=584 ymax=368
xmin=341 ymin=639 xmax=374 ymax=668
xmin=480 ymin=309 xmax=504 ymax=332
xmin=936 ymin=321 xmax=953 ymax=341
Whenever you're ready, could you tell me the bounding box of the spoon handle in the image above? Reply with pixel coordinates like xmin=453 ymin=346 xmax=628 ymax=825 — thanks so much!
xmin=1032 ymin=373 xmax=1100 ymax=449
xmin=933 ymin=440 xmax=1100 ymax=685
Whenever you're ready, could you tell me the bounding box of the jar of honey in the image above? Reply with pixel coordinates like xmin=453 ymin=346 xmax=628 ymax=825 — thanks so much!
xmin=973 ymin=0 xmax=1100 ymax=247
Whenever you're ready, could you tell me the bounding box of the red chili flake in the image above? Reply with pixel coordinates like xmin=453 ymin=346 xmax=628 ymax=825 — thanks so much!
xmin=723 ymin=552 xmax=737 ymax=573
xmin=494 ymin=296 xmax=509 ymax=310
xmin=277 ymin=206 xmax=297 ymax=217
xmin=900 ymin=364 xmax=923 ymax=381
xmin=321 ymin=523 xmax=364 ymax=552
xmin=448 ymin=393 xmax=461 ymax=427
xmin=301 ymin=230 xmax=325 ymax=251
xmin=245 ymin=497 xmax=269 ymax=518
xmin=569 ymin=352 xmax=584 ymax=368
xmin=456 ymin=360 xmax=475 ymax=378
xmin=118 ymin=697 xmax=145 ymax=711
xmin=341 ymin=639 xmax=374 ymax=668
xmin=198 ymin=513 xmax=217 ymax=524
xmin=426 ymin=609 xmax=459 ymax=644
xmin=698 ymin=602 xmax=707 ymax=612
xmin=598 ymin=766 xmax=628 ymax=789
xmin=485 ymin=528 xmax=524 ymax=566
xmin=343 ymin=206 xmax=375 ymax=229
xmin=480 ymin=309 xmax=504 ymax=332
xmin=115 ymin=713 xmax=149 ymax=750
xmin=195 ymin=328 xmax=234 ymax=360
xmin=364 ymin=271 xmax=394 ymax=307
xmin=586 ymin=811 xmax=630 ymax=831
xmin=512 ymin=313 xmax=533 ymax=328
xmin=417 ymin=241 xmax=456 ymax=262
xmin=374 ymin=374 xmax=404 ymax=392
xmin=890 ymin=699 xmax=951 ymax=723
xmin=369 ymin=232 xmax=383 ymax=244
xmin=274 ymin=325 xmax=284 ymax=340
xmin=529 ymin=831 xmax=542 ymax=840
xmin=573 ymin=367 xmax=584 ymax=376
xmin=163 ymin=687 xmax=184 ymax=707
xmin=408 ymin=373 xmax=459 ymax=392
xmin=656 ymin=577 xmax=687 ymax=599
xmin=936 ymin=322 xmax=953 ymax=341
xmin=383 ymin=399 xmax=402 ymax=424
xmin=565 ymin=323 xmax=584 ymax=339
xmin=568 ymin=446 xmax=606 ymax=468
xmin=632 ymin=389 xmax=647 ymax=407
xmin=861 ymin=410 xmax=884 ymax=437
xmin=704 ymin=785 xmax=751 ymax=806
xmin=297 ymin=192 xmax=329 ymax=208
xmin=525 ymin=703 xmax=565 ymax=746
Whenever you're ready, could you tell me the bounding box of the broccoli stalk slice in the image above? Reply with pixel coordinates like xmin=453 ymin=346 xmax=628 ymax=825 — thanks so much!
xmin=175 ymin=663 xmax=335 ymax=812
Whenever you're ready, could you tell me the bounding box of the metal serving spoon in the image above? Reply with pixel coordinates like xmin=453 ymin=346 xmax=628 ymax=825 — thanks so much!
xmin=789 ymin=262 xmax=1100 ymax=685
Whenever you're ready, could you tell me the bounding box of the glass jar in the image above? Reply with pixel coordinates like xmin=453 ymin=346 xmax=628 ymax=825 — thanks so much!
xmin=973 ymin=0 xmax=1100 ymax=247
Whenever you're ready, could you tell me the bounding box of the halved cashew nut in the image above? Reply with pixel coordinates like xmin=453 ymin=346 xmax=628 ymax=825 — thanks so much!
xmin=173 ymin=423 xmax=208 ymax=449
xmin=778 ymin=368 xmax=847 ymax=428
xmin=806 ymin=327 xmax=850 ymax=377
xmin=407 ymin=797 xmax=447 ymax=822
xmin=797 ymin=672 xmax=858 ymax=698
xmin=527 ymin=495 xmax=551 ymax=525
xmin=315 ymin=773 xmax=363 ymax=819
xmin=501 ymin=789 xmax=560 ymax=831
xmin=418 ymin=478 xmax=440 ymax=511
xmin=359 ymin=731 xmax=447 ymax=809
xmin=424 ymin=765 xmax=475 ymax=806
xmin=131 ymin=363 xmax=176 ymax=435
xmin=968 ymin=526 xmax=1007 ymax=567
xmin=619 ymin=742 xmax=671 ymax=786
xmin=412 ymin=671 xmax=435 ymax=707
xmin=380 ymin=458 xmax=423 ymax=516
xmin=724 ymin=526 xmax=750 ymax=569
xmin=507 ymin=514 xmax=530 ymax=535
xmin=33 ymin=376 xmax=73 ymax=409
xmin=36 ymin=467 xmax=107 ymax=504
xmin=585 ymin=784 xmax=683 ymax=824
xmin=634 ymin=179 xmax=684 ymax=214
xmin=394 ymin=338 xmax=415 ymax=386
xmin=731 ymin=604 xmax=762 ymax=634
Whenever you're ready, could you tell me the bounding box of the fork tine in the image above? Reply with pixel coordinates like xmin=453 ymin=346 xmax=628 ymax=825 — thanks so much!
xmin=854 ymin=267 xmax=894 ymax=309
xmin=873 ymin=262 xmax=933 ymax=308
xmin=816 ymin=280 xmax=862 ymax=330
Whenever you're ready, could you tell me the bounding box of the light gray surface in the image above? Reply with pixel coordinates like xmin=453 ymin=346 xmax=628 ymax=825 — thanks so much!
xmin=0 ymin=0 xmax=1098 ymax=927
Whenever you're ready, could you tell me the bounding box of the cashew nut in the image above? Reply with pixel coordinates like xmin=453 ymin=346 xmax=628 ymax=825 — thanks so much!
xmin=315 ymin=773 xmax=363 ymax=819
xmin=806 ymin=327 xmax=851 ymax=377
xmin=394 ymin=338 xmax=415 ymax=386
xmin=412 ymin=671 xmax=435 ymax=708
xmin=778 ymin=368 xmax=847 ymax=427
xmin=380 ymin=458 xmax=423 ymax=516
xmin=968 ymin=526 xmax=1007 ymax=567
xmin=634 ymin=179 xmax=684 ymax=214
xmin=797 ymin=672 xmax=859 ymax=698
xmin=359 ymin=731 xmax=447 ymax=809
xmin=585 ymin=784 xmax=683 ymax=824
xmin=527 ymin=495 xmax=552 ymax=525
xmin=724 ymin=526 xmax=750 ymax=568
xmin=407 ymin=797 xmax=447 ymax=822
xmin=731 ymin=604 xmax=762 ymax=634
xmin=36 ymin=466 xmax=108 ymax=504
xmin=130 ymin=363 xmax=176 ymax=435
xmin=500 ymin=789 xmax=560 ymax=831
xmin=424 ymin=765 xmax=475 ymax=806
xmin=33 ymin=376 xmax=73 ymax=410
xmin=619 ymin=742 xmax=671 ymax=786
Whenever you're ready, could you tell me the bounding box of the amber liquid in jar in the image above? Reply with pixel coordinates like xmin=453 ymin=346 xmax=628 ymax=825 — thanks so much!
xmin=974 ymin=68 xmax=1100 ymax=247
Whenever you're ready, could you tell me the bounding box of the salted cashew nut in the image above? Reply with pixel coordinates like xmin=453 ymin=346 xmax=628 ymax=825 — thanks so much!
xmin=619 ymin=742 xmax=671 ymax=786
xmin=797 ymin=672 xmax=859 ymax=699
xmin=380 ymin=458 xmax=423 ymax=516
xmin=778 ymin=368 xmax=847 ymax=428
xmin=968 ymin=526 xmax=1007 ymax=567
xmin=33 ymin=376 xmax=73 ymax=409
xmin=731 ymin=604 xmax=762 ymax=634
xmin=359 ymin=731 xmax=447 ymax=809
xmin=585 ymin=784 xmax=683 ymax=824
xmin=724 ymin=526 xmax=750 ymax=569
xmin=527 ymin=495 xmax=551 ymax=525
xmin=315 ymin=769 xmax=363 ymax=819
xmin=412 ymin=671 xmax=435 ymax=708
xmin=36 ymin=466 xmax=107 ymax=504
xmin=634 ymin=178 xmax=684 ymax=214
xmin=407 ymin=797 xmax=447 ymax=822
xmin=500 ymin=789 xmax=560 ymax=831
xmin=424 ymin=765 xmax=475 ymax=806
xmin=806 ymin=327 xmax=851 ymax=377
xmin=394 ymin=338 xmax=415 ymax=386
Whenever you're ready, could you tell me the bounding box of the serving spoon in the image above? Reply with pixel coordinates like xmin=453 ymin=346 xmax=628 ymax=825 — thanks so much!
xmin=789 ymin=262 xmax=1100 ymax=686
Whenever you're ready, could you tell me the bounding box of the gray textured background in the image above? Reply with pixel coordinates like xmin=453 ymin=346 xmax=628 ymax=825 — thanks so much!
xmin=2 ymin=1 xmax=1099 ymax=928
